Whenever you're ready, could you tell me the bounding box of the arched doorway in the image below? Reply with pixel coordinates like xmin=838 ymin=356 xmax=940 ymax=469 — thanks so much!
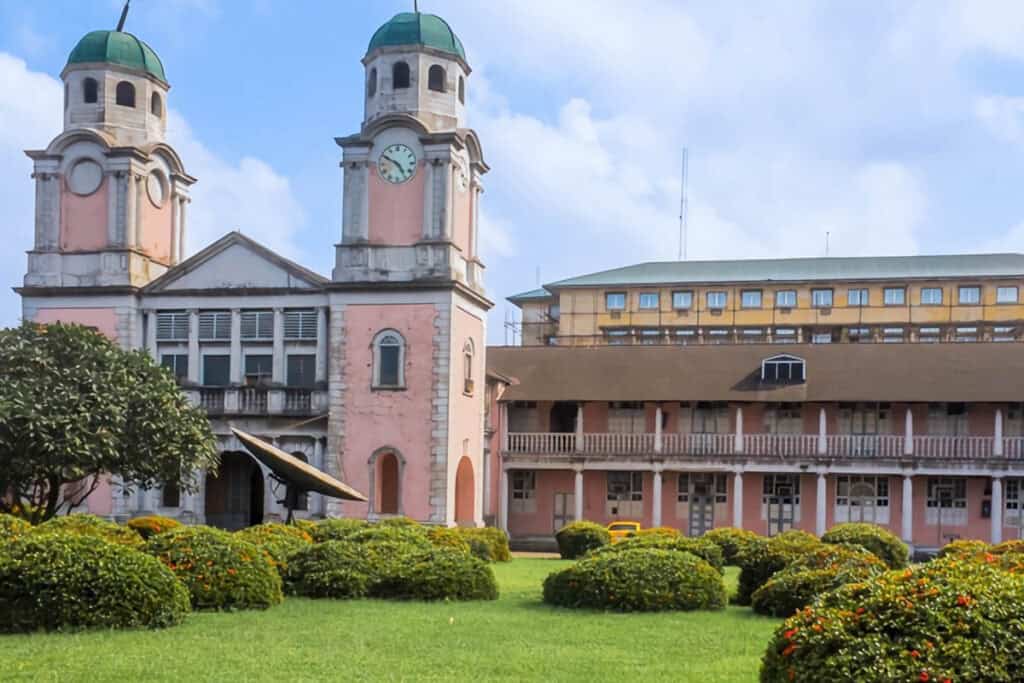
xmin=376 ymin=451 xmax=400 ymax=515
xmin=454 ymin=456 xmax=475 ymax=526
xmin=205 ymin=451 xmax=264 ymax=530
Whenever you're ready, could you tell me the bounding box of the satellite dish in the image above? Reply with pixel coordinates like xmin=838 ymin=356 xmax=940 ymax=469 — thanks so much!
xmin=231 ymin=428 xmax=366 ymax=521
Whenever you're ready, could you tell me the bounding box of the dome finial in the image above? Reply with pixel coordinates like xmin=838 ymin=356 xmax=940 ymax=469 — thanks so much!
xmin=116 ymin=0 xmax=130 ymax=32
xmin=413 ymin=0 xmax=419 ymax=13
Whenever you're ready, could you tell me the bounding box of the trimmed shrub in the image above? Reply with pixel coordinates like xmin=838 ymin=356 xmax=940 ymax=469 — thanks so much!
xmin=385 ymin=547 xmax=498 ymax=601
xmin=126 ymin=515 xmax=182 ymax=540
xmin=347 ymin=525 xmax=433 ymax=549
xmin=376 ymin=516 xmax=420 ymax=528
xmin=761 ymin=557 xmax=1024 ymax=682
xmin=283 ymin=540 xmax=374 ymax=598
xmin=291 ymin=518 xmax=317 ymax=534
xmin=0 ymin=513 xmax=31 ymax=542
xmin=236 ymin=523 xmax=314 ymax=574
xmin=937 ymin=538 xmax=990 ymax=560
xmin=990 ymin=539 xmax=1024 ymax=556
xmin=589 ymin=534 xmax=725 ymax=572
xmin=33 ymin=513 xmax=143 ymax=548
xmin=310 ymin=518 xmax=369 ymax=543
xmin=821 ymin=522 xmax=908 ymax=569
xmin=751 ymin=545 xmax=888 ymax=617
xmin=636 ymin=526 xmax=682 ymax=539
xmin=555 ymin=521 xmax=611 ymax=559
xmin=543 ymin=548 xmax=726 ymax=612
xmin=704 ymin=527 xmax=761 ymax=565
xmin=144 ymin=526 xmax=283 ymax=610
xmin=456 ymin=527 xmax=512 ymax=562
xmin=426 ymin=526 xmax=472 ymax=555
xmin=0 ymin=533 xmax=189 ymax=632
xmin=736 ymin=530 xmax=822 ymax=606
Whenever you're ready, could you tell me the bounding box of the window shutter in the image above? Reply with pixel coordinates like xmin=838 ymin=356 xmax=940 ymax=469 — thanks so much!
xmin=156 ymin=311 xmax=189 ymax=341
xmin=284 ymin=309 xmax=317 ymax=339
xmin=240 ymin=311 xmax=273 ymax=340
xmin=677 ymin=403 xmax=692 ymax=434
xmin=198 ymin=311 xmax=231 ymax=340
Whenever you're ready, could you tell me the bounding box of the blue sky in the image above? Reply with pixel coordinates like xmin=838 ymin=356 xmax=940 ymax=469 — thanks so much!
xmin=3 ymin=1 xmax=1024 ymax=344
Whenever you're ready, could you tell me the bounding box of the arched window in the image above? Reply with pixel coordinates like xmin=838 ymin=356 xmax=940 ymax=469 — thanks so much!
xmin=463 ymin=339 xmax=474 ymax=395
xmin=372 ymin=330 xmax=405 ymax=388
xmin=83 ymin=77 xmax=98 ymax=104
xmin=150 ymin=92 xmax=162 ymax=117
xmin=290 ymin=452 xmax=310 ymax=511
xmin=392 ymin=61 xmax=410 ymax=89
xmin=115 ymin=81 xmax=135 ymax=108
xmin=428 ymin=65 xmax=446 ymax=92
xmin=367 ymin=67 xmax=377 ymax=97
xmin=761 ymin=354 xmax=806 ymax=385
xmin=458 ymin=76 xmax=465 ymax=104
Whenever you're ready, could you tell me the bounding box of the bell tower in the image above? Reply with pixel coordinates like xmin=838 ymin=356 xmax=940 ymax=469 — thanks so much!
xmin=327 ymin=12 xmax=492 ymax=526
xmin=23 ymin=20 xmax=193 ymax=292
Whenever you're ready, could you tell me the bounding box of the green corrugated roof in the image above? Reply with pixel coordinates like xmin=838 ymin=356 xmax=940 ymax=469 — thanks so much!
xmin=67 ymin=30 xmax=166 ymax=82
xmin=545 ymin=254 xmax=1024 ymax=289
xmin=367 ymin=12 xmax=466 ymax=62
xmin=507 ymin=288 xmax=553 ymax=303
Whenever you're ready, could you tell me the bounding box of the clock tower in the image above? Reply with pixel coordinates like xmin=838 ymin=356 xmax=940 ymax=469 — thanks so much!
xmin=327 ymin=12 xmax=492 ymax=526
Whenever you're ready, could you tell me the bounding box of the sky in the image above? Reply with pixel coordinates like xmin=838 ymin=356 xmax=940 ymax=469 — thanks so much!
xmin=3 ymin=1 xmax=1024 ymax=344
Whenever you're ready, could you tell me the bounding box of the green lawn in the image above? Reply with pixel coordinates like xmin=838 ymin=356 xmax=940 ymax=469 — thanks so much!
xmin=0 ymin=559 xmax=779 ymax=681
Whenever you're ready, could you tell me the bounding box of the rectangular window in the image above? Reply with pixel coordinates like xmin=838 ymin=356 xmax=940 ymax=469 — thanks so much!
xmin=638 ymin=292 xmax=659 ymax=309
xmin=511 ymin=471 xmax=536 ymax=500
xmin=741 ymin=290 xmax=762 ymax=308
xmin=997 ymin=286 xmax=1019 ymax=304
xmin=639 ymin=329 xmax=661 ymax=345
xmin=883 ymin=287 xmax=906 ymax=306
xmin=548 ymin=304 xmax=560 ymax=320
xmin=161 ymin=354 xmax=188 ymax=381
xmin=606 ymin=329 xmax=630 ymax=345
xmin=202 ymin=355 xmax=230 ymax=386
xmin=921 ymin=287 xmax=943 ymax=305
xmin=706 ymin=329 xmax=730 ymax=344
xmin=812 ymin=332 xmax=833 ymax=344
xmin=811 ymin=289 xmax=833 ymax=308
xmin=672 ymin=291 xmax=693 ymax=309
xmin=834 ymin=476 xmax=890 ymax=524
xmin=156 ymin=311 xmax=189 ymax=341
xmin=918 ymin=327 xmax=941 ymax=342
xmin=765 ymin=404 xmax=803 ymax=433
xmin=958 ymin=286 xmax=981 ymax=305
xmin=378 ymin=346 xmax=401 ymax=387
xmin=993 ymin=326 xmax=1017 ymax=342
xmin=607 ymin=472 xmax=643 ymax=502
xmin=244 ymin=354 xmax=273 ymax=386
xmin=283 ymin=309 xmax=318 ymax=340
xmin=677 ymin=473 xmax=728 ymax=504
xmin=690 ymin=401 xmax=730 ymax=434
xmin=740 ymin=328 xmax=765 ymax=343
xmin=198 ymin=311 xmax=231 ymax=340
xmin=926 ymin=477 xmax=967 ymax=526
xmin=706 ymin=291 xmax=727 ymax=309
xmin=847 ymin=288 xmax=869 ymax=307
xmin=674 ymin=329 xmax=696 ymax=344
xmin=161 ymin=483 xmax=180 ymax=509
xmin=240 ymin=310 xmax=274 ymax=340
xmin=955 ymin=326 xmax=978 ymax=342
xmin=775 ymin=290 xmax=797 ymax=308
xmin=882 ymin=327 xmax=904 ymax=343
xmin=773 ymin=328 xmax=796 ymax=343
xmin=847 ymin=327 xmax=871 ymax=342
xmin=286 ymin=354 xmax=316 ymax=388
xmin=605 ymin=292 xmax=626 ymax=310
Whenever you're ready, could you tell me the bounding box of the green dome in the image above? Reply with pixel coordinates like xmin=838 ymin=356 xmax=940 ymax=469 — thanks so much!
xmin=66 ymin=30 xmax=166 ymax=82
xmin=368 ymin=12 xmax=466 ymax=62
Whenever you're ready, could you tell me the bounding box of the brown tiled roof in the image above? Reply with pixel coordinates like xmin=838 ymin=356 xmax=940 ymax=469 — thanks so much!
xmin=486 ymin=343 xmax=1024 ymax=403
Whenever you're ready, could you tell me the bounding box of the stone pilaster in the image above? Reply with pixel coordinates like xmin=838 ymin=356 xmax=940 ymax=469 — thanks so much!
xmin=324 ymin=303 xmax=347 ymax=517
xmin=429 ymin=301 xmax=452 ymax=523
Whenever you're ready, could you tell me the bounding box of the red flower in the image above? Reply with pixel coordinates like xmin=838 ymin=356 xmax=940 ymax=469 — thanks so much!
xmin=920 ymin=673 xmax=929 ymax=682
xmin=910 ymin=650 xmax=921 ymax=659
xmin=784 ymin=628 xmax=798 ymax=640
xmin=856 ymin=607 xmax=866 ymax=615
xmin=956 ymin=595 xmax=971 ymax=607
xmin=782 ymin=644 xmax=798 ymax=657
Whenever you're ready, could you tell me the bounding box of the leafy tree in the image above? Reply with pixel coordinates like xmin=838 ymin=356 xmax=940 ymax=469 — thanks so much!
xmin=0 ymin=322 xmax=218 ymax=523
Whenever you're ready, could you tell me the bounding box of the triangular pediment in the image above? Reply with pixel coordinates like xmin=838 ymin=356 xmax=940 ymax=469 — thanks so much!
xmin=144 ymin=232 xmax=327 ymax=293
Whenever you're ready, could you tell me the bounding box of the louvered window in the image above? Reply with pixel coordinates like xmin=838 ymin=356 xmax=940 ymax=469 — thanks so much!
xmin=156 ymin=311 xmax=189 ymax=341
xmin=198 ymin=311 xmax=231 ymax=340
xmin=240 ymin=310 xmax=274 ymax=340
xmin=284 ymin=309 xmax=317 ymax=340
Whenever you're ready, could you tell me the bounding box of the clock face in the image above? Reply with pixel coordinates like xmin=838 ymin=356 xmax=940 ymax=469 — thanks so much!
xmin=377 ymin=143 xmax=417 ymax=184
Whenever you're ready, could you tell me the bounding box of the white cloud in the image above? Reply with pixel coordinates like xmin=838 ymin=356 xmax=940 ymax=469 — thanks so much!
xmin=975 ymin=96 xmax=1024 ymax=145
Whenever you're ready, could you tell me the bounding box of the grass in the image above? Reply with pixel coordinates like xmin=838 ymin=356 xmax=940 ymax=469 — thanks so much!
xmin=0 ymin=559 xmax=779 ymax=682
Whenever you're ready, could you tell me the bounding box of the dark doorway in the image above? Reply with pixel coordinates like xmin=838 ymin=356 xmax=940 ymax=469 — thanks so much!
xmin=205 ymin=451 xmax=264 ymax=530
xmin=550 ymin=402 xmax=577 ymax=433
xmin=377 ymin=452 xmax=399 ymax=515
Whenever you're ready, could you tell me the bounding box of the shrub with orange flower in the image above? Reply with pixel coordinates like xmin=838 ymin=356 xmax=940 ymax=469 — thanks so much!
xmin=126 ymin=514 xmax=182 ymax=540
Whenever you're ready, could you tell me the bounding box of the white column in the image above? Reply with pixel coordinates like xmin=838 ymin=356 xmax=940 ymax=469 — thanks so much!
xmin=654 ymin=405 xmax=663 ymax=453
xmin=574 ymin=403 xmax=584 ymax=452
xmin=170 ymin=195 xmax=179 ymax=265
xmin=500 ymin=403 xmax=510 ymax=452
xmin=421 ymin=160 xmax=435 ymax=239
xmin=652 ymin=468 xmax=663 ymax=528
xmin=734 ymin=405 xmax=745 ymax=453
xmin=992 ymin=476 xmax=1004 ymax=545
xmin=995 ymin=409 xmax=1005 ymax=457
xmin=904 ymin=407 xmax=914 ymax=456
xmin=187 ymin=309 xmax=200 ymax=383
xmin=229 ymin=309 xmax=242 ymax=384
xmin=574 ymin=467 xmax=584 ymax=522
xmin=272 ymin=307 xmax=285 ymax=384
xmin=901 ymin=475 xmax=913 ymax=544
xmin=732 ymin=470 xmax=744 ymax=528
xmin=145 ymin=310 xmax=157 ymax=360
xmin=817 ymin=407 xmax=827 ymax=455
xmin=106 ymin=172 xmax=120 ymax=246
xmin=499 ymin=469 xmax=509 ymax=532
xmin=315 ymin=306 xmax=328 ymax=383
xmin=125 ymin=173 xmax=138 ymax=248
xmin=815 ymin=472 xmax=827 ymax=536
xmin=178 ymin=198 xmax=189 ymax=262
xmin=134 ymin=173 xmax=144 ymax=247
xmin=441 ymin=161 xmax=453 ymax=239
xmin=471 ymin=185 xmax=482 ymax=259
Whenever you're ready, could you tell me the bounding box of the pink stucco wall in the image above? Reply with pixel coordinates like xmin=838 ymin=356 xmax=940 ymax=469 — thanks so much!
xmin=367 ymin=162 xmax=425 ymax=246
xmin=60 ymin=182 xmax=108 ymax=251
xmin=341 ymin=304 xmax=437 ymax=521
xmin=139 ymin=192 xmax=173 ymax=264
xmin=448 ymin=305 xmax=485 ymax=524
xmin=33 ymin=308 xmax=118 ymax=340
xmin=452 ymin=181 xmax=472 ymax=256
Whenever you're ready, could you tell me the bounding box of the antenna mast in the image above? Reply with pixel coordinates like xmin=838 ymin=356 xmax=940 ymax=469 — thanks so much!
xmin=678 ymin=148 xmax=689 ymax=261
xmin=116 ymin=1 xmax=131 ymax=31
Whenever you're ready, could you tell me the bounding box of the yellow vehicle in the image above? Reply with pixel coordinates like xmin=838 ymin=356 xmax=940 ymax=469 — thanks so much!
xmin=607 ymin=521 xmax=641 ymax=542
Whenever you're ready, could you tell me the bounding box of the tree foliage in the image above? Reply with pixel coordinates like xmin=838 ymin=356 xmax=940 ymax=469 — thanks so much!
xmin=0 ymin=322 xmax=218 ymax=523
